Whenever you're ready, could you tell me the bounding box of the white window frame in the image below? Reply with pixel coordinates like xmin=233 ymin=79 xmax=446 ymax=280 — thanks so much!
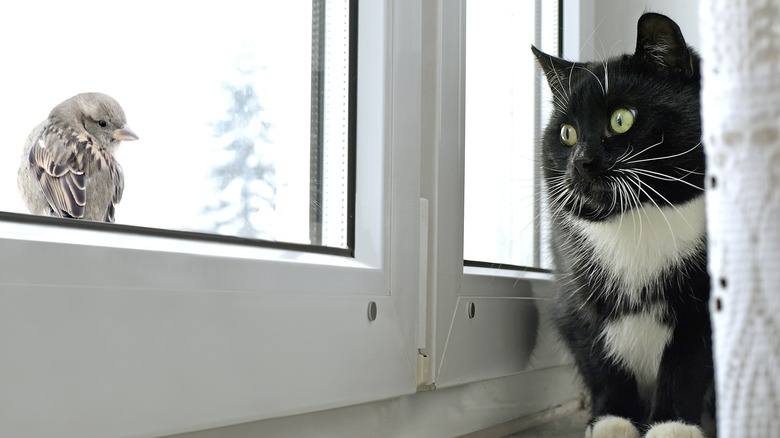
xmin=423 ymin=0 xmax=566 ymax=390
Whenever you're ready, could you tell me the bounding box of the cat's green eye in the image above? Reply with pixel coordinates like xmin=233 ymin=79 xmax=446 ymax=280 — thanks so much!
xmin=560 ymin=124 xmax=578 ymax=146
xmin=610 ymin=108 xmax=635 ymax=134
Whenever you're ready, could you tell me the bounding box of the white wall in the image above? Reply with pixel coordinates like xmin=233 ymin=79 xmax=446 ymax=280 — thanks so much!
xmin=565 ymin=0 xmax=700 ymax=61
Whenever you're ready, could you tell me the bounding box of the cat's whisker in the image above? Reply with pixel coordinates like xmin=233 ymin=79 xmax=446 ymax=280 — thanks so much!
xmin=574 ymin=66 xmax=606 ymax=96
xmin=603 ymin=42 xmax=621 ymax=96
xmin=579 ymin=14 xmax=608 ymax=60
xmin=619 ymin=171 xmax=648 ymax=246
xmin=624 ymin=169 xmax=678 ymax=182
xmin=625 ymin=140 xmax=702 ymax=165
xmin=567 ymin=62 xmax=576 ymax=100
xmin=547 ymin=178 xmax=570 ymax=195
xmin=552 ymin=98 xmax=568 ymax=114
xmin=628 ymin=168 xmax=704 ymax=192
xmin=619 ymin=182 xmax=639 ymax=244
xmin=611 ymin=176 xmax=631 ymax=235
xmin=561 ymin=274 xmax=584 ymax=290
xmin=636 ymin=180 xmax=680 ymax=254
xmin=547 ymin=185 xmax=568 ymax=198
xmin=619 ymin=134 xmax=666 ymax=163
xmin=577 ymin=194 xmax=588 ymax=217
xmin=552 ymin=80 xmax=570 ymax=107
xmin=548 ymin=185 xmax=570 ymax=200
xmin=549 ymin=196 xmax=569 ymax=219
xmin=613 ymin=144 xmax=636 ymax=166
xmin=592 ymin=31 xmax=611 ymax=97
xmin=625 ymin=173 xmax=677 ymax=252
xmin=625 ymin=178 xmax=643 ymax=238
xmin=633 ymin=194 xmax=653 ymax=249
xmin=567 ymin=193 xmax=582 ymax=219
xmin=578 ymin=288 xmax=598 ymax=312
xmin=544 ymin=61 xmax=571 ymax=107
xmin=549 ymin=185 xmax=575 ymax=219
xmin=607 ymin=40 xmax=622 ymax=60
xmin=607 ymin=177 xmax=618 ymax=215
xmin=550 ymin=179 xmax=576 ymax=214
xmin=673 ymin=166 xmax=705 ymax=176
xmin=624 ymin=171 xmax=696 ymax=233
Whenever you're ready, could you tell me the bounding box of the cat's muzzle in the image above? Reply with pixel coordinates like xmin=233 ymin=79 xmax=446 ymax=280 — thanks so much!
xmin=569 ymin=179 xmax=618 ymax=220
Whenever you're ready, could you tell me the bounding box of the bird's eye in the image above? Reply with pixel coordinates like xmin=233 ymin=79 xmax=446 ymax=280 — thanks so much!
xmin=610 ymin=108 xmax=635 ymax=134
xmin=97 ymin=120 xmax=108 ymax=128
xmin=560 ymin=124 xmax=578 ymax=146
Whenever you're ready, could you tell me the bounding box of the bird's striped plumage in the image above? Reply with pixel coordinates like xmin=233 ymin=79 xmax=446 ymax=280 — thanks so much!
xmin=18 ymin=92 xmax=137 ymax=222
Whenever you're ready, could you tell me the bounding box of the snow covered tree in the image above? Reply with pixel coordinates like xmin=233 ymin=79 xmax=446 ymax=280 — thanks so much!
xmin=201 ymin=80 xmax=275 ymax=239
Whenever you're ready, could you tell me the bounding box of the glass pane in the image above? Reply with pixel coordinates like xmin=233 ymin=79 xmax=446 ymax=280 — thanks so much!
xmin=312 ymin=0 xmax=353 ymax=248
xmin=0 ymin=0 xmax=351 ymax=250
xmin=464 ymin=0 xmax=558 ymax=268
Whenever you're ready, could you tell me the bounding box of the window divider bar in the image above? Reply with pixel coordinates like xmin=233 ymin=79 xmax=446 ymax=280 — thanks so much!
xmin=309 ymin=0 xmax=327 ymax=246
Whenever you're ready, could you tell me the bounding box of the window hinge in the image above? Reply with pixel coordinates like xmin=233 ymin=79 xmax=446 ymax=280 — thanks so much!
xmin=416 ymin=350 xmax=436 ymax=391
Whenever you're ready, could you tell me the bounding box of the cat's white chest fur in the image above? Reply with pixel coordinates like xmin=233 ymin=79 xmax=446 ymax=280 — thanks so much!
xmin=572 ymin=195 xmax=706 ymax=304
xmin=574 ymin=196 xmax=706 ymax=396
xmin=600 ymin=310 xmax=672 ymax=400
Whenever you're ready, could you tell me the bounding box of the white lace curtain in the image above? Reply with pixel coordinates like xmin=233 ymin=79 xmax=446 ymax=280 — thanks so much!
xmin=700 ymin=0 xmax=780 ymax=436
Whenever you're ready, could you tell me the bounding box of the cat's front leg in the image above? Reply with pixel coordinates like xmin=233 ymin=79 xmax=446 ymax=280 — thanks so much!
xmin=579 ymin=360 xmax=646 ymax=435
xmin=563 ymin=313 xmax=646 ymax=435
xmin=650 ymin=317 xmax=713 ymax=430
xmin=580 ymin=357 xmax=647 ymax=425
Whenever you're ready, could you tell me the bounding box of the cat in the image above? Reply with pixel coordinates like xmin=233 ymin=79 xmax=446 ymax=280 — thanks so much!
xmin=532 ymin=13 xmax=714 ymax=438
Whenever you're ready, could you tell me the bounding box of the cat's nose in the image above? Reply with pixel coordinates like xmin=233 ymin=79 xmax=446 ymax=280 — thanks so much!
xmin=573 ymin=154 xmax=602 ymax=177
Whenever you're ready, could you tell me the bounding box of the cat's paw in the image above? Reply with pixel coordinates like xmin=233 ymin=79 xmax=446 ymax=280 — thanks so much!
xmin=644 ymin=422 xmax=704 ymax=438
xmin=585 ymin=416 xmax=641 ymax=438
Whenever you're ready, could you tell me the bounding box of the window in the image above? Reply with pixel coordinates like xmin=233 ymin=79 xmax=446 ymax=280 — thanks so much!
xmin=422 ymin=0 xmax=567 ymax=393
xmin=0 ymin=2 xmax=423 ymax=436
xmin=463 ymin=0 xmax=559 ymax=268
xmin=0 ymin=0 xmax=352 ymax=251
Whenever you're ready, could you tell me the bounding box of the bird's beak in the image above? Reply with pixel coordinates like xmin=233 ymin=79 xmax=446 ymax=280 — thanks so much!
xmin=113 ymin=126 xmax=139 ymax=141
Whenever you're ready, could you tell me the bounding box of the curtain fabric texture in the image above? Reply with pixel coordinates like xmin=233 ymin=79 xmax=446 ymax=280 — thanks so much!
xmin=700 ymin=1 xmax=780 ymax=436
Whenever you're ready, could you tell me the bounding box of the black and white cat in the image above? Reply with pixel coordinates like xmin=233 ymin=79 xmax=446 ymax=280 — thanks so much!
xmin=532 ymin=13 xmax=714 ymax=438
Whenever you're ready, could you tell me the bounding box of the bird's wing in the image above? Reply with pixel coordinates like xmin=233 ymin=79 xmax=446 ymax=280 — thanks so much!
xmin=28 ymin=124 xmax=94 ymax=219
xmin=103 ymin=162 xmax=124 ymax=223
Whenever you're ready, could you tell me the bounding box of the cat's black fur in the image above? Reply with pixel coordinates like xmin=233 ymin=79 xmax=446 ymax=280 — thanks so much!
xmin=532 ymin=13 xmax=714 ymax=434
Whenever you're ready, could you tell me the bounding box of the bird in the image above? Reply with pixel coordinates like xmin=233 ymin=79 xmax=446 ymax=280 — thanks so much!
xmin=17 ymin=92 xmax=138 ymax=222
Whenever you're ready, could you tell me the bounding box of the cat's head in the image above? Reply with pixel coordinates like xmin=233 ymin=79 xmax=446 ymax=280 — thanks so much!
xmin=532 ymin=13 xmax=703 ymax=222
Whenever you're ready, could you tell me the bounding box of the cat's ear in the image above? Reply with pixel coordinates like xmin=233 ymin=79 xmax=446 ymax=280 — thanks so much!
xmin=532 ymin=45 xmax=575 ymax=99
xmin=634 ymin=13 xmax=694 ymax=77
